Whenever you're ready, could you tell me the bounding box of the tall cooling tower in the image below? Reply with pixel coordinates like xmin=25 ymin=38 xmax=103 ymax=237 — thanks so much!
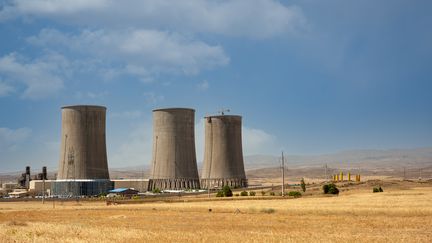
xmin=57 ymin=105 xmax=109 ymax=180
xmin=201 ymin=115 xmax=247 ymax=189
xmin=150 ymin=108 xmax=200 ymax=190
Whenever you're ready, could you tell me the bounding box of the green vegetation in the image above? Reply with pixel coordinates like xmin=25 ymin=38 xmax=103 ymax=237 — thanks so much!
xmin=288 ymin=191 xmax=302 ymax=198
xmin=261 ymin=191 xmax=266 ymax=196
xmin=152 ymin=188 xmax=161 ymax=193
xmin=216 ymin=185 xmax=233 ymax=197
xmin=249 ymin=191 xmax=256 ymax=196
xmin=300 ymin=178 xmax=306 ymax=192
xmin=222 ymin=185 xmax=233 ymax=197
xmin=270 ymin=192 xmax=275 ymax=196
xmin=215 ymin=191 xmax=224 ymax=197
xmin=240 ymin=191 xmax=248 ymax=196
xmin=373 ymin=187 xmax=384 ymax=193
xmin=323 ymin=183 xmax=339 ymax=195
xmin=260 ymin=208 xmax=275 ymax=214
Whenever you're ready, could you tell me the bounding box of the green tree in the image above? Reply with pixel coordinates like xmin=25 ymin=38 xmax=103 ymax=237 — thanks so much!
xmin=222 ymin=185 xmax=233 ymax=197
xmin=300 ymin=178 xmax=306 ymax=192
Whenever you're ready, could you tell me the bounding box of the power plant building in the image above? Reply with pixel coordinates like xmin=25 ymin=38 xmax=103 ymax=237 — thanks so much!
xmin=149 ymin=108 xmax=200 ymax=190
xmin=201 ymin=115 xmax=247 ymax=189
xmin=53 ymin=105 xmax=112 ymax=196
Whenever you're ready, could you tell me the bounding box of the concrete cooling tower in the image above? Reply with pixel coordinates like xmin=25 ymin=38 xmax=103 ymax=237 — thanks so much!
xmin=149 ymin=108 xmax=200 ymax=190
xmin=57 ymin=105 xmax=109 ymax=180
xmin=201 ymin=115 xmax=247 ymax=189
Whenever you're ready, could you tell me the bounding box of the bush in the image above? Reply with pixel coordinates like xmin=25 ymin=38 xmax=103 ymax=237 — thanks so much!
xmin=132 ymin=195 xmax=140 ymax=200
xmin=216 ymin=190 xmax=224 ymax=197
xmin=300 ymin=178 xmax=306 ymax=192
xmin=222 ymin=185 xmax=233 ymax=197
xmin=323 ymin=183 xmax=339 ymax=195
xmin=234 ymin=193 xmax=239 ymax=197
xmin=152 ymin=188 xmax=161 ymax=193
xmin=270 ymin=192 xmax=275 ymax=196
xmin=260 ymin=208 xmax=275 ymax=214
xmin=373 ymin=187 xmax=384 ymax=193
xmin=288 ymin=191 xmax=302 ymax=198
xmin=261 ymin=191 xmax=266 ymax=196
xmin=240 ymin=191 xmax=248 ymax=196
xmin=249 ymin=191 xmax=256 ymax=196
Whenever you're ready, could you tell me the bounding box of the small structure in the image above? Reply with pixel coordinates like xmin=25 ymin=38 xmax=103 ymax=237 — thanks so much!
xmin=8 ymin=189 xmax=28 ymax=198
xmin=108 ymin=188 xmax=139 ymax=198
xmin=112 ymin=179 xmax=149 ymax=193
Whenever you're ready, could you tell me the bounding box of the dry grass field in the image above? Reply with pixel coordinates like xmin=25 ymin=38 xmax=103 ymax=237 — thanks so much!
xmin=0 ymin=181 xmax=431 ymax=242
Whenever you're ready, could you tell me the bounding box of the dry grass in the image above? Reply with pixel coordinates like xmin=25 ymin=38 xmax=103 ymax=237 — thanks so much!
xmin=0 ymin=184 xmax=431 ymax=242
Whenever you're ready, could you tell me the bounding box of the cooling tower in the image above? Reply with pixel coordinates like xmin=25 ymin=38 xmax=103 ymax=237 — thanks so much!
xmin=150 ymin=108 xmax=200 ymax=190
xmin=201 ymin=115 xmax=247 ymax=189
xmin=57 ymin=105 xmax=109 ymax=180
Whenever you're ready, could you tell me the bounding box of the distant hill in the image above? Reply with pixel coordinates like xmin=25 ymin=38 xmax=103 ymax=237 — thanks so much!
xmin=244 ymin=147 xmax=432 ymax=170
xmin=1 ymin=147 xmax=431 ymax=182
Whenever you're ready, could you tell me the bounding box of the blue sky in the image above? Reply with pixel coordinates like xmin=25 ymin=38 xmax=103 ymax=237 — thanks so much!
xmin=0 ymin=0 xmax=431 ymax=172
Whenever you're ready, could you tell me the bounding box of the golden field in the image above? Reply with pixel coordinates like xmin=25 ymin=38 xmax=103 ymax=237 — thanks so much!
xmin=0 ymin=182 xmax=431 ymax=243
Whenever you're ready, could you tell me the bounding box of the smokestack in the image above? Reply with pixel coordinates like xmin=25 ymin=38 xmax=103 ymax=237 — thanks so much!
xmin=42 ymin=166 xmax=47 ymax=180
xmin=57 ymin=105 xmax=109 ymax=180
xmin=150 ymin=108 xmax=200 ymax=190
xmin=201 ymin=115 xmax=247 ymax=189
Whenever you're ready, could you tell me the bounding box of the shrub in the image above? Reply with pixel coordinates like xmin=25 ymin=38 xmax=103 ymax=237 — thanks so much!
xmin=270 ymin=191 xmax=275 ymax=196
xmin=260 ymin=208 xmax=275 ymax=214
xmin=323 ymin=184 xmax=329 ymax=194
xmin=249 ymin=191 xmax=256 ymax=196
xmin=240 ymin=191 xmax=248 ymax=196
xmin=152 ymin=188 xmax=161 ymax=193
xmin=222 ymin=185 xmax=233 ymax=197
xmin=373 ymin=187 xmax=384 ymax=193
xmin=323 ymin=183 xmax=339 ymax=195
xmin=261 ymin=191 xmax=266 ymax=196
xmin=300 ymin=178 xmax=306 ymax=192
xmin=132 ymin=195 xmax=140 ymax=200
xmin=288 ymin=191 xmax=302 ymax=198
xmin=234 ymin=193 xmax=239 ymax=197
xmin=216 ymin=190 xmax=224 ymax=197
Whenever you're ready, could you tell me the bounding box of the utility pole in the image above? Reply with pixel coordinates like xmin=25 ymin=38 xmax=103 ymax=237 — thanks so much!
xmin=42 ymin=176 xmax=45 ymax=204
xmin=324 ymin=163 xmax=328 ymax=181
xmin=281 ymin=151 xmax=285 ymax=197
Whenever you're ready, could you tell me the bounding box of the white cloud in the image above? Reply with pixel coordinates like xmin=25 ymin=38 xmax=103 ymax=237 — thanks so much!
xmin=75 ymin=91 xmax=109 ymax=100
xmin=0 ymin=53 xmax=65 ymax=99
xmin=242 ymin=126 xmax=279 ymax=155
xmin=196 ymin=80 xmax=209 ymax=91
xmin=195 ymin=118 xmax=278 ymax=161
xmin=2 ymin=0 xmax=306 ymax=38
xmin=109 ymin=121 xmax=153 ymax=166
xmin=143 ymin=92 xmax=164 ymax=105
xmin=0 ymin=127 xmax=32 ymax=151
xmin=109 ymin=110 xmax=143 ymax=119
xmin=28 ymin=28 xmax=229 ymax=78
xmin=0 ymin=81 xmax=14 ymax=97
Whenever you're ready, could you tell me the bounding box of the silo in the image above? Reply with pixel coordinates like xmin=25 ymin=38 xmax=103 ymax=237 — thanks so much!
xmin=57 ymin=105 xmax=109 ymax=180
xmin=201 ymin=115 xmax=247 ymax=189
xmin=150 ymin=108 xmax=200 ymax=190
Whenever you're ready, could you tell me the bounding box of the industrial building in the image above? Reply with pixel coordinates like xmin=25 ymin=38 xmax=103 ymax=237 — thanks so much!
xmin=150 ymin=108 xmax=200 ymax=190
xmin=201 ymin=115 xmax=247 ymax=189
xmin=8 ymin=106 xmax=249 ymax=198
xmin=111 ymin=179 xmax=150 ymax=193
xmin=53 ymin=105 xmax=113 ymax=196
xmin=57 ymin=105 xmax=110 ymax=180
